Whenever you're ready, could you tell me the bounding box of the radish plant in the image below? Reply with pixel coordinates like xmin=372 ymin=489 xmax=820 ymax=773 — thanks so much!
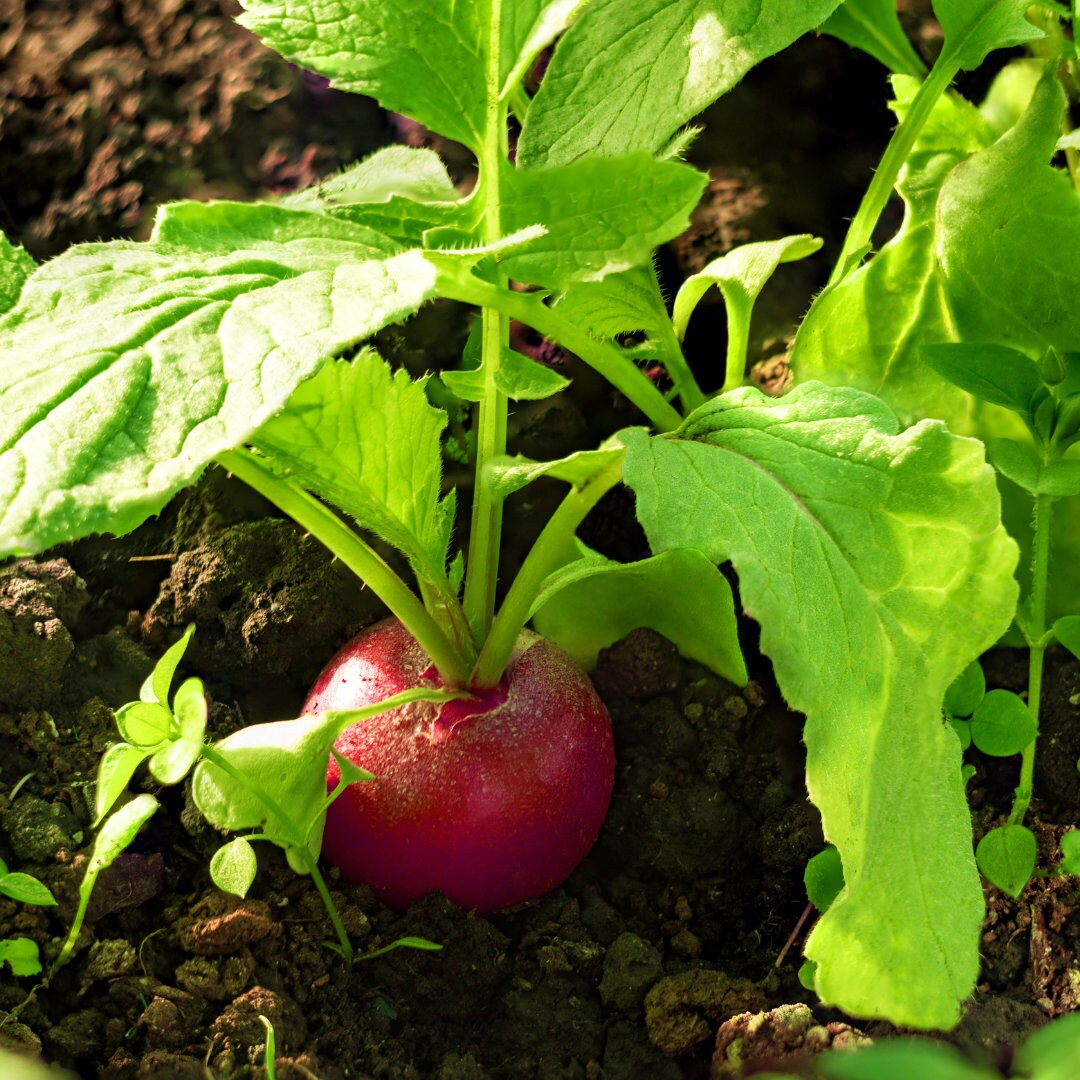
xmin=1 ymin=0 xmax=1065 ymax=1032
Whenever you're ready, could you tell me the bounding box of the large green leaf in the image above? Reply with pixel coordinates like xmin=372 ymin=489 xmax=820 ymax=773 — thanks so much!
xmin=932 ymin=0 xmax=1044 ymax=74
xmin=252 ymin=352 xmax=455 ymax=591
xmin=237 ymin=0 xmax=489 ymax=152
xmin=518 ymin=0 xmax=843 ymax=165
xmin=791 ymin=67 xmax=1080 ymax=621
xmin=0 ymin=208 xmax=435 ymax=557
xmin=622 ymin=382 xmax=1018 ymax=1027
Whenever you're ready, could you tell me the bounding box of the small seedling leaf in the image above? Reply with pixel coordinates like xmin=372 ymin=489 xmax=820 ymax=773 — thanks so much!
xmin=94 ymin=742 xmax=151 ymax=826
xmin=672 ymin=234 xmax=822 ymax=343
xmin=976 ymin=824 xmax=1036 ymax=898
xmin=804 ymin=846 xmax=845 ymax=913
xmin=259 ymin=1015 xmax=277 ymax=1080
xmin=87 ymin=794 xmax=159 ymax=877
xmin=921 ymin=343 xmax=1041 ymax=417
xmin=115 ymin=701 xmax=173 ymax=749
xmin=1059 ymin=830 xmax=1080 ymax=876
xmin=934 ymin=0 xmax=1046 ymax=75
xmin=817 ymin=1038 xmax=1000 ymax=1080
xmin=0 ymin=937 xmax=43 ymax=977
xmin=210 ymin=838 xmax=259 ymax=898
xmin=944 ymin=660 xmax=985 ymax=718
xmin=969 ymin=689 xmax=1036 ymax=756
xmin=150 ymin=625 xmax=196 ymax=706
xmin=0 ymin=873 xmax=56 ymax=907
xmin=1012 ymin=1010 xmax=1080 ymax=1080
xmin=487 ymin=440 xmax=625 ymax=500
xmin=1054 ymin=615 xmax=1080 ymax=661
xmin=149 ymin=739 xmax=204 ymax=786
xmin=355 ymin=935 xmax=444 ymax=961
xmin=798 ymin=960 xmax=817 ymax=991
xmin=949 ymin=717 xmax=973 ymax=751
xmin=329 ymin=748 xmax=376 ymax=788
xmin=1037 ymin=459 xmax=1080 ymax=497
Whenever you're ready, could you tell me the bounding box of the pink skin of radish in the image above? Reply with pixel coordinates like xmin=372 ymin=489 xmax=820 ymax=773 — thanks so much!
xmin=306 ymin=617 xmax=615 ymax=913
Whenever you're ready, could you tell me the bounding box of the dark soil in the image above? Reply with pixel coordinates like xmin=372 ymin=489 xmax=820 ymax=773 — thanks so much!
xmin=2 ymin=3 xmax=1078 ymax=1079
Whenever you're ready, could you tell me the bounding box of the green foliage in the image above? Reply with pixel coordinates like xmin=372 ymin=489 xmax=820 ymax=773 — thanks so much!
xmin=820 ymin=0 xmax=927 ymax=76
xmin=976 ymin=824 xmax=1037 ymax=898
xmin=804 ymin=845 xmax=844 ymax=913
xmin=622 ymin=383 xmax=1018 ymax=1027
xmin=0 ymin=857 xmax=57 ymax=907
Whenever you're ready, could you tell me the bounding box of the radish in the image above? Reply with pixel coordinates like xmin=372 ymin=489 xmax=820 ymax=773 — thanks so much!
xmin=305 ymin=617 xmax=615 ymax=912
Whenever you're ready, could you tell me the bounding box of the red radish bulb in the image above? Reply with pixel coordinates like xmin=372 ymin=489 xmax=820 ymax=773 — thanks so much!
xmin=305 ymin=617 xmax=615 ymax=912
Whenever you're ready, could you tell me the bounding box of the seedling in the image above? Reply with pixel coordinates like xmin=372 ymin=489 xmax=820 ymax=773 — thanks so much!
xmin=1 ymin=0 xmax=1070 ymax=1031
xmin=0 ymin=858 xmax=57 ymax=977
xmin=63 ymin=627 xmax=450 ymax=964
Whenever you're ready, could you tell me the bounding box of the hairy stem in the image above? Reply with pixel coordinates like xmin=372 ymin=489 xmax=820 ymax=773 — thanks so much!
xmin=463 ymin=0 xmax=510 ymax=642
xmin=216 ymin=450 xmax=469 ymax=686
xmin=1010 ymin=492 xmax=1054 ymax=825
xmin=470 ymin=456 xmax=624 ymax=688
xmin=828 ymin=59 xmax=956 ymax=288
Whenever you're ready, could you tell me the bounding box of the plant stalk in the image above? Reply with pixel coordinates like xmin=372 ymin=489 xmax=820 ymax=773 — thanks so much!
xmin=1010 ymin=492 xmax=1054 ymax=825
xmin=216 ymin=450 xmax=469 ymax=686
xmin=827 ymin=58 xmax=957 ymax=288
xmin=470 ymin=456 xmax=624 ymax=687
xmin=462 ymin=0 xmax=510 ymax=643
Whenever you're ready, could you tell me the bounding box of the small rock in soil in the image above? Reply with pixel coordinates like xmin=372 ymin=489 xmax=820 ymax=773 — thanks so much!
xmin=84 ymin=851 xmax=164 ymax=921
xmin=0 ymin=559 xmax=88 ymax=708
xmin=82 ymin=939 xmax=138 ymax=985
xmin=176 ymin=894 xmax=281 ymax=956
xmin=711 ymin=1002 xmax=869 ymax=1079
xmin=644 ymin=969 xmax=766 ymax=1058
xmin=0 ymin=1019 xmax=43 ymax=1059
xmin=599 ymin=932 xmax=664 ymax=1016
xmin=593 ymin=628 xmax=682 ymax=700
xmin=2 ymin=794 xmax=81 ymax=863
xmin=42 ymin=1007 xmax=107 ymax=1066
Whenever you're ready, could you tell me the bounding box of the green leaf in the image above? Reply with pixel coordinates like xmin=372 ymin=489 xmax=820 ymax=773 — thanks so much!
xmin=1013 ymin=1011 xmax=1080 ymax=1080
xmin=944 ymin=661 xmax=985 ymax=718
xmin=792 ymin=68 xmax=1080 ymax=623
xmin=804 ymin=845 xmax=844 ymax=913
xmin=88 ymin=794 xmax=159 ymax=877
xmin=950 ymin=717 xmax=973 ymax=751
xmin=193 ymin=688 xmax=454 ymax=873
xmin=518 ymin=0 xmax=843 ymax=165
xmin=933 ymin=0 xmax=1045 ymax=74
xmin=531 ymin=544 xmax=746 ymax=683
xmin=329 ymin=747 xmax=376 ymax=788
xmin=115 ymin=701 xmax=174 ymax=748
xmin=486 ymin=439 xmax=625 ymax=499
xmin=969 ymin=689 xmax=1036 ymax=756
xmin=820 ymin=0 xmax=927 ymax=76
xmin=1059 ymin=830 xmax=1080 ymax=875
xmin=148 ymin=624 xmax=196 ymax=706
xmin=148 ymin=676 xmax=207 ymax=784
xmin=442 ymin=347 xmax=570 ymax=402
xmin=93 ymin=743 xmax=151 ymax=826
xmin=0 ymin=211 xmax=436 ymax=558
xmin=976 ymin=824 xmax=1036 ymax=898
xmin=0 ymin=937 xmax=43 ymax=977
xmin=0 ymin=872 xmax=56 ymax=907
xmin=0 ymin=233 xmax=35 ymax=316
xmin=1038 ymin=458 xmax=1080 ymax=497
xmin=1054 ymin=615 xmax=1080 ymax=660
xmin=671 ymin=234 xmax=822 ymax=341
xmin=501 ymin=0 xmax=586 ymax=99
xmin=252 ymin=352 xmax=455 ymax=594
xmin=210 ymin=838 xmax=259 ymax=898
xmin=500 ymin=155 xmax=707 ymax=288
xmin=237 ymin=0 xmax=487 ymax=152
xmin=283 ymin=147 xmax=462 ymax=210
xmin=622 ymin=382 xmax=1019 ymax=1028
xmin=921 ymin=344 xmax=1042 ymax=419
xmin=988 ymin=439 xmax=1041 ymax=494
xmin=554 ymin=266 xmax=676 ymax=351
xmin=818 ymin=1040 xmax=999 ymax=1080
xmin=798 ymin=960 xmax=817 ymax=991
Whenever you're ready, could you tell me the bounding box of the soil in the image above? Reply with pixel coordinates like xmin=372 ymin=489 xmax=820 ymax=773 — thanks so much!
xmin=2 ymin=3 xmax=1079 ymax=1079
